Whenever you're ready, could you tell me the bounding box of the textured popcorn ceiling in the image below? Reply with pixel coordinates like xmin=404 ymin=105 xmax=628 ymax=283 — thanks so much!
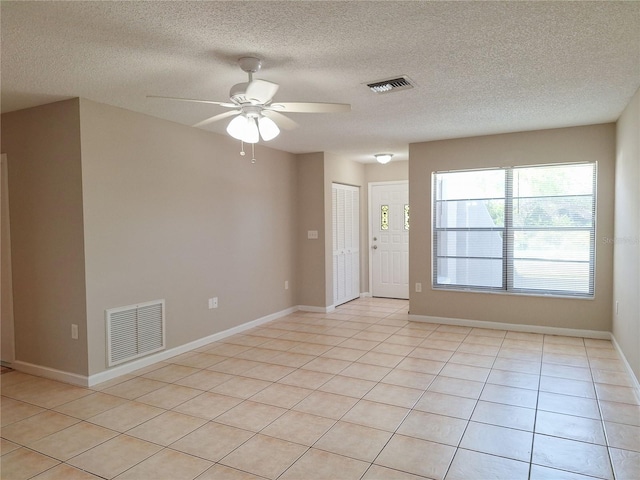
xmin=2 ymin=1 xmax=639 ymax=163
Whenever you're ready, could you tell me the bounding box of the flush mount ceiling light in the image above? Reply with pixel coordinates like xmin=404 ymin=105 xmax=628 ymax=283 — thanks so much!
xmin=375 ymin=153 xmax=394 ymax=164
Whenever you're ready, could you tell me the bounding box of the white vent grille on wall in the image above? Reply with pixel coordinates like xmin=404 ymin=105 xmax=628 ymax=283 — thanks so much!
xmin=106 ymin=300 xmax=165 ymax=367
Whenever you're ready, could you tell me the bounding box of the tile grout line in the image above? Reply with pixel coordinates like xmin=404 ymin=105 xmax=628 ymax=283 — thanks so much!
xmin=275 ymin=303 xmax=408 ymax=480
xmin=528 ymin=336 xmax=545 ymax=480
xmin=2 ymin=299 xmax=635 ymax=480
xmin=587 ymin=340 xmax=618 ymax=480
xmin=440 ymin=325 xmax=505 ymax=480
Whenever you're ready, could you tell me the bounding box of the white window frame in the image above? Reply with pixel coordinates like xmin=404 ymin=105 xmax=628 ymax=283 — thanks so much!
xmin=432 ymin=162 xmax=597 ymax=298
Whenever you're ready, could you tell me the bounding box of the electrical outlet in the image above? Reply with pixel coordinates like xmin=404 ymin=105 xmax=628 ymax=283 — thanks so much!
xmin=285 ymin=280 xmax=289 ymax=290
xmin=71 ymin=324 xmax=79 ymax=340
xmin=307 ymin=230 xmax=319 ymax=239
xmin=415 ymin=282 xmax=422 ymax=293
xmin=208 ymin=297 xmax=218 ymax=309
xmin=616 ymin=301 xmax=619 ymax=315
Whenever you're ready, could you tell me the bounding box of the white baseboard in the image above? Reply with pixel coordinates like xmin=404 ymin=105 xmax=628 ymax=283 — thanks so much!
xmin=13 ymin=307 xmax=638 ymax=392
xmin=409 ymin=314 xmax=612 ymax=340
xmin=360 ymin=292 xmax=372 ymax=298
xmin=11 ymin=361 xmax=89 ymax=387
xmin=11 ymin=306 xmax=298 ymax=388
xmin=298 ymin=305 xmax=336 ymax=314
xmin=87 ymin=306 xmax=298 ymax=386
xmin=410 ymin=314 xmax=640 ymax=388
xmin=610 ymin=334 xmax=640 ymax=391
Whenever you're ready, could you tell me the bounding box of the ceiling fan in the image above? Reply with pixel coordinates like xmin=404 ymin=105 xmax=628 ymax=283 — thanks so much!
xmin=148 ymin=56 xmax=351 ymax=144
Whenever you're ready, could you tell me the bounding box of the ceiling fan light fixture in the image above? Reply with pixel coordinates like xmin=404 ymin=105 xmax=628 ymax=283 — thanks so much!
xmin=258 ymin=115 xmax=280 ymax=141
xmin=227 ymin=114 xmax=248 ymax=140
xmin=375 ymin=153 xmax=393 ymax=164
xmin=244 ymin=117 xmax=260 ymax=143
xmin=227 ymin=115 xmax=260 ymax=143
xmin=151 ymin=55 xmax=350 ymax=156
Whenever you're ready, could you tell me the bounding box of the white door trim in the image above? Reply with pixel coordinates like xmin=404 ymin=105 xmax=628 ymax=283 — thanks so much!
xmin=1 ymin=153 xmax=15 ymax=365
xmin=368 ymin=180 xmax=409 ymax=298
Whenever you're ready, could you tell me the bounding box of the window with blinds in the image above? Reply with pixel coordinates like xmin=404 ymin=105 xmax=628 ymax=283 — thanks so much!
xmin=433 ymin=162 xmax=596 ymax=297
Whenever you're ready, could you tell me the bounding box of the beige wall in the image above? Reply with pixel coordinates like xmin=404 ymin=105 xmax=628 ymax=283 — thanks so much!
xmin=365 ymin=160 xmax=408 ymax=184
xmin=78 ymin=99 xmax=298 ymax=375
xmin=1 ymin=99 xmax=89 ymax=375
xmin=296 ymin=152 xmax=326 ymax=308
xmin=1 ymin=96 xmax=406 ymax=376
xmin=409 ymin=124 xmax=616 ymax=332
xmin=5 ymin=94 xmax=628 ymax=380
xmin=614 ymin=87 xmax=640 ymax=379
xmin=296 ymin=156 xmax=408 ymax=308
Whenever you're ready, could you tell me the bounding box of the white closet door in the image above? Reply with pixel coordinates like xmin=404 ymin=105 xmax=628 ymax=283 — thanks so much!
xmin=333 ymin=183 xmax=360 ymax=306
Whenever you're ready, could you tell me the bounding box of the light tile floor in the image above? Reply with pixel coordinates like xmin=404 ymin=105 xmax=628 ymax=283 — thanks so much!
xmin=2 ymin=298 xmax=639 ymax=479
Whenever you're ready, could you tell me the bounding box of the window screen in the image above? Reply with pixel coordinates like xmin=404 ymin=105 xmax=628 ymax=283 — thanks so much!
xmin=433 ymin=163 xmax=596 ymax=297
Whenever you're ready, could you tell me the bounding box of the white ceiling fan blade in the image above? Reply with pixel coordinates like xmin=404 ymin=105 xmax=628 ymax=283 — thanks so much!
xmin=245 ymin=79 xmax=279 ymax=104
xmin=192 ymin=110 xmax=240 ymax=128
xmin=269 ymin=102 xmax=351 ymax=113
xmin=147 ymin=95 xmax=236 ymax=108
xmin=262 ymin=110 xmax=299 ymax=130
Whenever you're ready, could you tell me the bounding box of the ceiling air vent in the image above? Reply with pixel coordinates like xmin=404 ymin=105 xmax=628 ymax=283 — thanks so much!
xmin=366 ymin=76 xmax=415 ymax=94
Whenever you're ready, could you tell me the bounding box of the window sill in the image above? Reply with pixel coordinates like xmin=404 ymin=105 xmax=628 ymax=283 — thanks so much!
xmin=431 ymin=285 xmax=594 ymax=300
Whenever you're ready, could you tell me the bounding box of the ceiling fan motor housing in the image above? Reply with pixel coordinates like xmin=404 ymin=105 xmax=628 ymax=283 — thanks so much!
xmin=238 ymin=56 xmax=262 ymax=74
xmin=229 ymin=82 xmax=251 ymax=104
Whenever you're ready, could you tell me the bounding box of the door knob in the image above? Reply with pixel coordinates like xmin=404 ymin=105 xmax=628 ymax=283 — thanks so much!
xmin=372 ymin=245 xmax=378 ymax=249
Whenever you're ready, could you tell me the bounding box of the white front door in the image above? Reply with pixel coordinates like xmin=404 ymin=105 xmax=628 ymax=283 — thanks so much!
xmin=370 ymin=182 xmax=409 ymax=299
xmin=333 ymin=183 xmax=360 ymax=306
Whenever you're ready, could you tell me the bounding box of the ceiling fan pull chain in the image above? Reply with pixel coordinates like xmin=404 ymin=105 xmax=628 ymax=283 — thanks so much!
xmin=240 ymin=140 xmax=245 ymax=156
xmin=251 ymin=143 xmax=257 ymax=164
